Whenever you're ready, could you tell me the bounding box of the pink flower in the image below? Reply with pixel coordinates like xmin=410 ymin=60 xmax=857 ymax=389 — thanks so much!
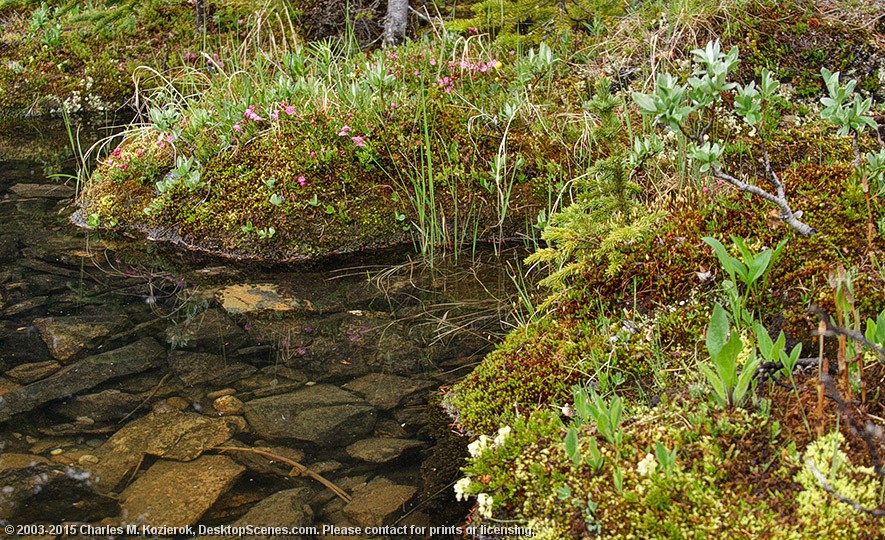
xmin=112 ymin=147 xmax=122 ymax=158
xmin=309 ymin=151 xmax=316 ymax=158
xmin=233 ymin=123 xmax=242 ymax=132
xmin=271 ymin=110 xmax=279 ymax=121
xmin=429 ymin=58 xmax=436 ymax=66
xmin=243 ymin=105 xmax=264 ymax=122
xmin=351 ymin=136 xmax=366 ymax=147
xmin=459 ymin=60 xmax=469 ymax=70
xmin=298 ymin=175 xmax=306 ymax=187
xmin=413 ymin=70 xmax=419 ymax=76
xmin=702 ymin=186 xmax=709 ymax=194
xmin=337 ymin=125 xmax=352 ymax=136
xmin=285 ymin=105 xmax=295 ymax=115
xmin=165 ymin=133 xmax=175 ymax=144
xmin=468 ymin=27 xmax=478 ymax=35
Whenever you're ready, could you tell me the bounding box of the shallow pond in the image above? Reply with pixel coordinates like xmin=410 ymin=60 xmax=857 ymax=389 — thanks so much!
xmin=0 ymin=117 xmax=528 ymax=539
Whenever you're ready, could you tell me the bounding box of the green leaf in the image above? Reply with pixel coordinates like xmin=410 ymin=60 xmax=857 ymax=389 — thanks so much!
xmin=755 ymin=322 xmax=774 ymax=361
xmin=748 ymin=248 xmax=774 ymax=284
xmin=733 ymin=355 xmax=760 ymax=405
xmin=703 ymin=236 xmax=737 ymax=279
xmin=565 ymin=427 xmax=581 ymax=464
xmin=699 ymin=362 xmax=727 ymax=405
xmin=716 ymin=329 xmax=743 ymax=389
xmin=632 ymin=92 xmax=658 ymax=114
xmin=706 ymin=303 xmax=730 ymax=359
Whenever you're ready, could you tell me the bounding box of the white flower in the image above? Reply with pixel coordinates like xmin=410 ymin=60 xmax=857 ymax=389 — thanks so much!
xmin=493 ymin=426 xmax=511 ymax=447
xmin=454 ymin=477 xmax=471 ymax=501
xmin=637 ymin=452 xmax=657 ymax=477
xmin=467 ymin=435 xmax=490 ymax=457
xmin=476 ymin=493 xmax=494 ymax=518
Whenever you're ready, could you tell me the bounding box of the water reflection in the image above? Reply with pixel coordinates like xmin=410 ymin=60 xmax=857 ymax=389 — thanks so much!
xmin=0 ymin=116 xmax=529 ymax=538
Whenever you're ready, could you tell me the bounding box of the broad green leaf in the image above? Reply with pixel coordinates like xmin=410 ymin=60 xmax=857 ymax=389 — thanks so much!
xmin=755 ymin=322 xmax=774 ymax=361
xmin=715 ymin=329 xmax=744 ymax=389
xmin=632 ymin=92 xmax=658 ymax=114
xmin=565 ymin=427 xmax=580 ymax=464
xmin=703 ymin=236 xmax=737 ymax=279
xmin=699 ymin=363 xmax=727 ymax=405
xmin=706 ymin=303 xmax=730 ymax=358
xmin=733 ymin=355 xmax=760 ymax=405
xmin=748 ymin=249 xmax=774 ymax=284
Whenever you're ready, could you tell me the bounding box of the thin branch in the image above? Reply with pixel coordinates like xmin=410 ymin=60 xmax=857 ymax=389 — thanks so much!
xmin=710 ymin=165 xmax=816 ymax=236
xmin=677 ymin=124 xmax=815 ymax=236
xmin=806 ymin=460 xmax=885 ymax=517
xmin=214 ymin=446 xmax=351 ymax=503
xmin=809 ymin=305 xmax=885 ymax=359
xmin=759 ymin=138 xmax=785 ymax=200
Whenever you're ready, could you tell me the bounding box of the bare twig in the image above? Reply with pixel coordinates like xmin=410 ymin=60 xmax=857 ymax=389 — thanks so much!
xmin=119 ymin=372 xmax=172 ymax=423
xmin=677 ymin=125 xmax=815 ymax=236
xmin=806 ymin=460 xmax=885 ymax=517
xmin=810 ymin=306 xmax=885 ymax=359
xmin=709 ymin=165 xmax=815 ymax=236
xmin=214 ymin=446 xmax=351 ymax=503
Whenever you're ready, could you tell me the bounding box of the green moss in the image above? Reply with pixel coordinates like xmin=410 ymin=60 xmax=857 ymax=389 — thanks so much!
xmin=457 ymin=395 xmax=883 ymax=538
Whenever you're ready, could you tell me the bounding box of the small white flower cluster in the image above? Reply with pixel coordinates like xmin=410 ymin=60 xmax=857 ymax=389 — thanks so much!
xmin=493 ymin=425 xmax=511 ymax=446
xmin=5 ymin=60 xmax=25 ymax=74
xmin=453 ymin=477 xmax=471 ymax=501
xmin=476 ymin=493 xmax=494 ymax=518
xmin=637 ymin=452 xmax=657 ymax=477
xmin=454 ymin=426 xmax=513 ymax=518
xmin=467 ymin=425 xmax=512 ymax=458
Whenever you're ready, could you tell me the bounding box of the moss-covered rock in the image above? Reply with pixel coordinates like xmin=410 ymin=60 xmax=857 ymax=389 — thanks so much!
xmin=455 ymin=394 xmax=885 ymax=538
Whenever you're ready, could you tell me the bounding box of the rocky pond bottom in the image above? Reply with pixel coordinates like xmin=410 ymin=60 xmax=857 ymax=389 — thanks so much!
xmin=0 ymin=119 xmax=524 ymax=539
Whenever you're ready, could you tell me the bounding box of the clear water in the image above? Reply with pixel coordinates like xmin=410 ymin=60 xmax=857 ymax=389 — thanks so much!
xmin=0 ymin=116 xmax=526 ymax=538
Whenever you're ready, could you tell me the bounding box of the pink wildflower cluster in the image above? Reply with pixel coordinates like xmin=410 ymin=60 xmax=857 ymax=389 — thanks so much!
xmin=298 ymin=175 xmax=306 ymax=187
xmin=433 ymin=58 xmax=500 ymax=95
xmin=183 ymin=52 xmax=199 ymax=64
xmin=155 ymin=132 xmax=175 ymax=150
xmin=107 ymin=147 xmax=128 ymax=170
xmin=270 ymin=101 xmax=297 ymax=121
xmin=453 ymin=59 xmax=500 ymax=74
xmin=243 ymin=105 xmax=265 ymax=122
xmin=105 ymin=144 xmax=150 ymax=173
xmin=337 ymin=125 xmax=367 ymax=147
xmin=437 ymin=76 xmax=454 ymax=94
xmin=234 ymin=104 xmax=269 ymax=132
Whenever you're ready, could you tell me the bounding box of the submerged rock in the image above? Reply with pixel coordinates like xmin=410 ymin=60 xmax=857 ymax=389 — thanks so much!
xmin=216 ymin=283 xmax=312 ymax=315
xmin=345 ymin=437 xmax=425 ymax=464
xmin=0 ymin=461 xmax=119 ymax=523
xmin=84 ymin=409 xmax=243 ymax=493
xmin=0 ymin=338 xmax=166 ymax=423
xmin=342 ymin=373 xmax=436 ymax=411
xmin=120 ymin=455 xmax=244 ymax=528
xmin=168 ymin=350 xmax=257 ymax=387
xmin=4 ymin=360 xmax=61 ymax=384
xmin=212 ymin=395 xmax=245 ymax=416
xmin=243 ymin=385 xmax=376 ymax=446
xmin=32 ymin=316 xmax=123 ymax=363
xmin=50 ymin=389 xmax=143 ymax=423
xmin=343 ymin=476 xmax=417 ymax=527
xmin=164 ymin=308 xmax=251 ymax=354
xmin=10 ymin=183 xmax=76 ymax=199
xmin=228 ymin=487 xmax=313 ymax=539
